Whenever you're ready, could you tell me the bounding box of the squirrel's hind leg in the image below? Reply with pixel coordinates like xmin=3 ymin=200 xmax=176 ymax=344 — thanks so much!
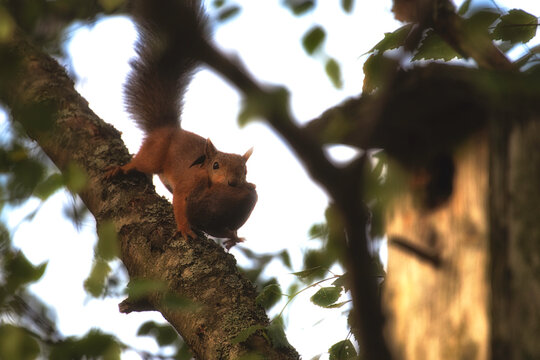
xmin=173 ymin=186 xmax=197 ymax=239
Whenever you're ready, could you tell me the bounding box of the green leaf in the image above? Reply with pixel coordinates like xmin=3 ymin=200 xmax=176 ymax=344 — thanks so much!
xmin=51 ymin=329 xmax=120 ymax=360
xmin=362 ymin=53 xmax=396 ymax=93
xmin=308 ymin=223 xmax=328 ymax=240
xmin=464 ymin=9 xmax=500 ymax=33
xmin=126 ymin=279 xmax=167 ymax=299
xmin=155 ymin=326 xmax=178 ymax=346
xmin=84 ymin=258 xmax=111 ymax=297
xmin=515 ymin=44 xmax=540 ymax=68
xmin=176 ymin=343 xmax=193 ymax=360
xmin=412 ymin=29 xmax=462 ymax=61
xmin=303 ymin=249 xmax=333 ymax=280
xmin=291 ymin=266 xmax=324 ymax=281
xmin=64 ymin=162 xmax=87 ymax=194
xmin=328 ymin=339 xmax=357 ymax=360
xmin=287 ymin=282 xmax=300 ymax=297
xmin=302 ymin=26 xmax=326 ymax=55
xmin=213 ymin=0 xmax=225 ymax=8
xmin=162 ymin=293 xmax=198 ymax=311
xmin=324 ymin=300 xmax=350 ymax=309
xmin=310 ymin=286 xmax=342 ymax=307
xmin=266 ymin=317 xmax=291 ymax=349
xmin=96 ymin=221 xmax=119 ymax=261
xmin=460 ymin=8 xmax=501 ymax=50
xmin=137 ymin=321 xmax=158 ymax=336
xmin=137 ymin=321 xmax=179 ymax=346
xmin=285 ymin=0 xmax=315 ymax=16
xmin=0 ymin=8 xmax=15 ymax=41
xmin=457 ymin=0 xmax=472 ymax=16
xmin=238 ymin=87 xmax=290 ymax=127
xmin=33 ymin=173 xmax=63 ymax=200
xmin=80 ymin=329 xmax=120 ymax=359
xmin=369 ymin=202 xmax=386 ymax=238
xmin=231 ymin=324 xmax=265 ymax=345
xmin=331 ymin=273 xmax=349 ymax=288
xmin=18 ymin=100 xmax=55 ymax=133
xmin=279 ymin=250 xmax=292 ymax=269
xmin=5 ymin=251 xmax=47 ymax=290
xmin=218 ymin=5 xmax=241 ymax=22
xmin=492 ymin=9 xmax=538 ymax=44
xmin=341 ymin=0 xmax=354 ymax=13
xmin=368 ymin=23 xmax=413 ymax=54
xmin=0 ymin=223 xmax=9 ymax=253
xmin=11 ymin=157 xmax=45 ymax=199
xmin=256 ymin=283 xmax=282 ymax=310
xmin=98 ymin=0 xmax=124 ymax=12
xmin=0 ymin=324 xmax=40 ymax=360
xmin=325 ymin=58 xmax=343 ymax=89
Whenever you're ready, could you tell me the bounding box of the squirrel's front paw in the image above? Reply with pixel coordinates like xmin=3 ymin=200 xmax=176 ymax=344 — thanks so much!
xmin=176 ymin=224 xmax=197 ymax=240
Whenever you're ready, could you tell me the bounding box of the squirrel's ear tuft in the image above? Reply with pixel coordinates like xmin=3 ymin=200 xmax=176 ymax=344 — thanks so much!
xmin=190 ymin=154 xmax=206 ymax=168
xmin=243 ymin=147 xmax=253 ymax=161
xmin=205 ymin=138 xmax=218 ymax=158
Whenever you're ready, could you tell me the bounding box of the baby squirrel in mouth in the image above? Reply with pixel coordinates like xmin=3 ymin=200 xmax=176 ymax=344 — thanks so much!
xmin=105 ymin=0 xmax=257 ymax=249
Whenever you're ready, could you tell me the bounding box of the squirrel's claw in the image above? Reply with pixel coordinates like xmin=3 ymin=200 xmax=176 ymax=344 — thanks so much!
xmin=176 ymin=225 xmax=197 ymax=240
xmin=104 ymin=165 xmax=123 ymax=180
xmin=224 ymin=236 xmax=245 ymax=251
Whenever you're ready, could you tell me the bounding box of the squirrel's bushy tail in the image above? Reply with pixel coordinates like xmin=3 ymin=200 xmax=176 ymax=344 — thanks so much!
xmin=125 ymin=0 xmax=209 ymax=132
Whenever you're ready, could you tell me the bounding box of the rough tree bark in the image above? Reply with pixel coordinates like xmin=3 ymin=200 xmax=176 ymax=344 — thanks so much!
xmin=384 ymin=134 xmax=490 ymax=359
xmin=382 ymin=114 xmax=540 ymax=360
xmin=0 ymin=30 xmax=299 ymax=360
xmin=3 ymin=1 xmax=540 ymax=359
xmin=490 ymin=116 xmax=540 ymax=359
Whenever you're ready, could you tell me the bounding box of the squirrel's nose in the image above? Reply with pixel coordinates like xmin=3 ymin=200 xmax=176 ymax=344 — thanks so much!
xmin=228 ymin=180 xmax=238 ymax=187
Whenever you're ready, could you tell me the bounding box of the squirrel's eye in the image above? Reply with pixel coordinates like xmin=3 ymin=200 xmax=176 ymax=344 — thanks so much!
xmin=213 ymin=162 xmax=219 ymax=170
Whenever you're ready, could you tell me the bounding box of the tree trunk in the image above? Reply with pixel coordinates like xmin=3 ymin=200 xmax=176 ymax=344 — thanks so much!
xmin=0 ymin=30 xmax=299 ymax=360
xmin=384 ymin=117 xmax=540 ymax=359
xmin=490 ymin=117 xmax=540 ymax=359
xmin=384 ymin=133 xmax=490 ymax=360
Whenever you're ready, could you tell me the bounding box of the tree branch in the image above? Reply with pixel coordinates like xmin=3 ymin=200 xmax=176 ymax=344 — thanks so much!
xmin=0 ymin=28 xmax=299 ymax=360
xmin=199 ymin=38 xmax=393 ymax=359
xmin=305 ymin=63 xmax=540 ymax=162
xmin=392 ymin=0 xmax=514 ymax=70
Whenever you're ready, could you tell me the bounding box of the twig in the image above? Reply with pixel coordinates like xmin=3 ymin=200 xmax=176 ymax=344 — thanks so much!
xmin=390 ymin=236 xmax=442 ymax=268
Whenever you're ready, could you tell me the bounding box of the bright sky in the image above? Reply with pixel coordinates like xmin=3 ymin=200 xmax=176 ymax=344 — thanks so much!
xmin=4 ymin=0 xmax=540 ymax=359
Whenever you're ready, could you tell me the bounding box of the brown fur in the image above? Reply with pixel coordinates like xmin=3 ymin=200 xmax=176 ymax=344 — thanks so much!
xmin=105 ymin=0 xmax=257 ymax=244
xmin=105 ymin=127 xmax=255 ymax=240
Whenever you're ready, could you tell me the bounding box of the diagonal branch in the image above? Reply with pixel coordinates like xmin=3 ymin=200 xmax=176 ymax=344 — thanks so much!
xmin=0 ymin=28 xmax=299 ymax=360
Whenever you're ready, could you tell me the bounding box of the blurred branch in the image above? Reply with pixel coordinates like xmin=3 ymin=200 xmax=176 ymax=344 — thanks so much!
xmin=199 ymin=38 xmax=393 ymax=360
xmin=3 ymin=0 xmax=126 ymax=52
xmin=305 ymin=63 xmax=540 ymax=163
xmin=392 ymin=0 xmax=514 ymax=70
xmin=389 ymin=236 xmax=442 ymax=267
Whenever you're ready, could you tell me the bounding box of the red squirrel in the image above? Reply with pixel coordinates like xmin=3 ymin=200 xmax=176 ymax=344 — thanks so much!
xmin=105 ymin=0 xmax=257 ymax=248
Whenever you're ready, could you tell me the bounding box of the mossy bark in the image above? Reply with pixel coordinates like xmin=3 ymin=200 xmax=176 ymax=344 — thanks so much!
xmin=0 ymin=29 xmax=299 ymax=360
